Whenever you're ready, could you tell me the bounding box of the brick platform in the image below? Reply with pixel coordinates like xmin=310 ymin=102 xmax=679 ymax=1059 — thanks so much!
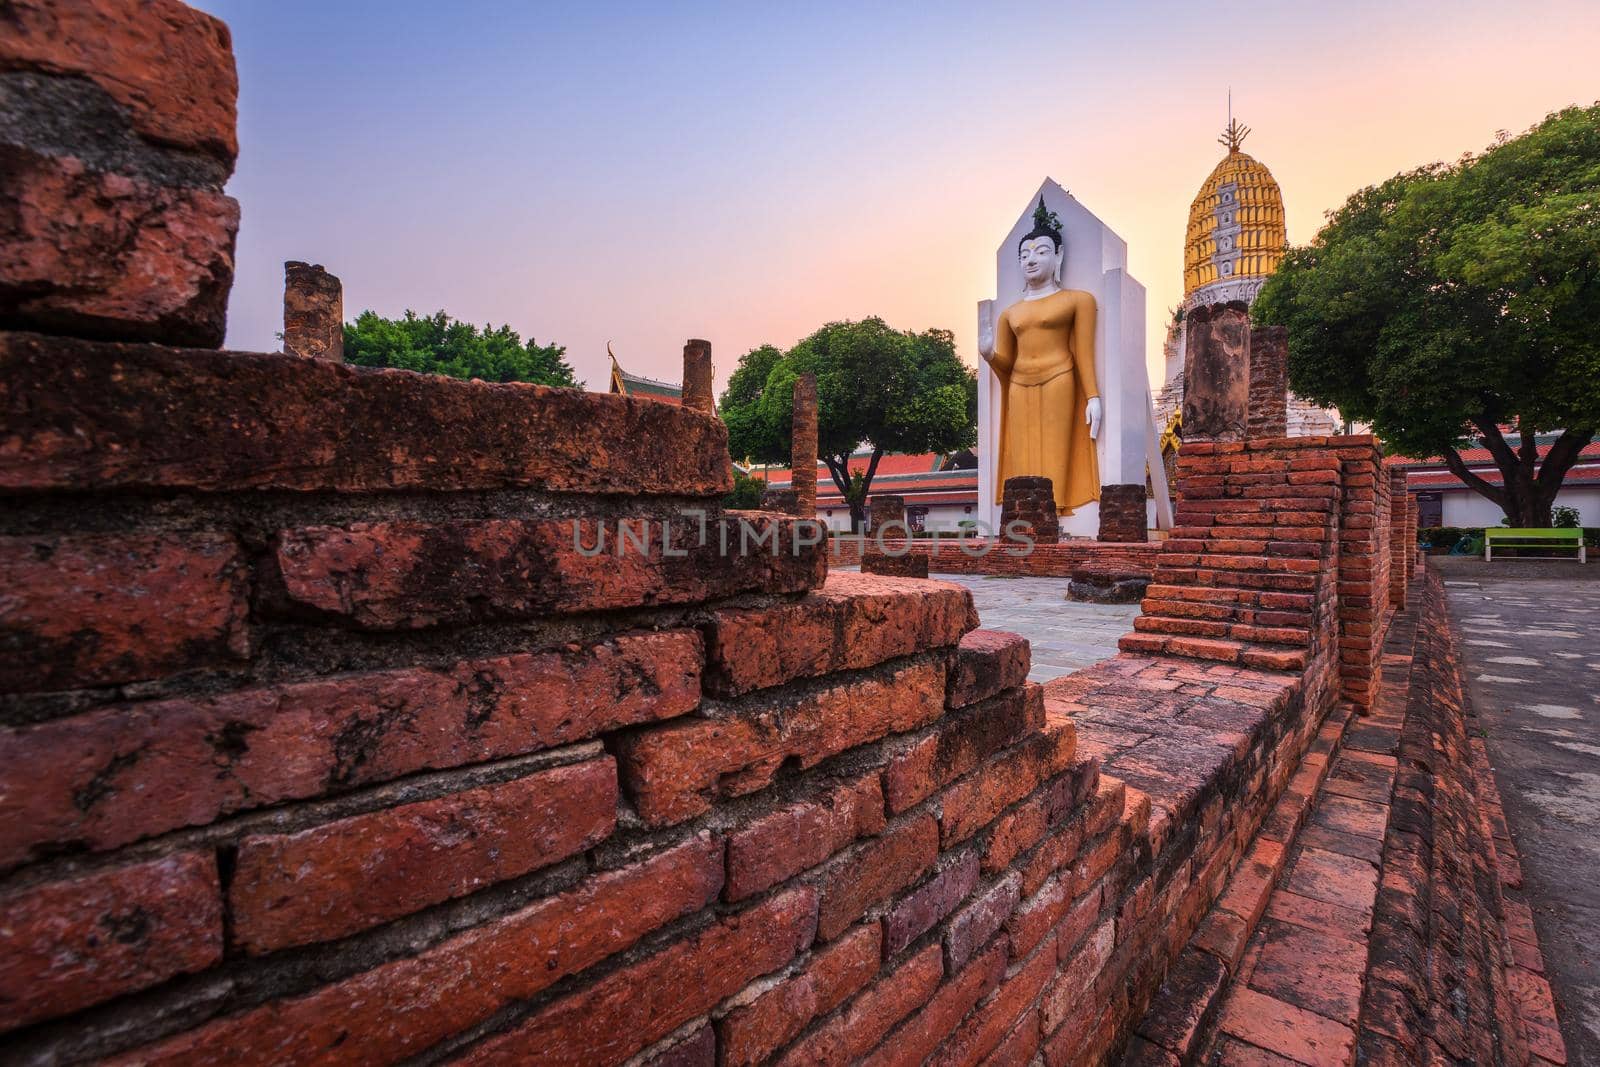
xmin=831 ymin=536 xmax=1160 ymax=580
xmin=861 ymin=551 xmax=930 ymax=578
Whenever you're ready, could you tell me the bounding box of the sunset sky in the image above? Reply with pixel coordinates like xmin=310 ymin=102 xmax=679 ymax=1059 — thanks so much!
xmin=198 ymin=1 xmax=1600 ymax=392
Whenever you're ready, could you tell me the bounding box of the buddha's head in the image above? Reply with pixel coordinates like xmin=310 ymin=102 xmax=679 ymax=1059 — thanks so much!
xmin=1018 ymin=196 xmax=1064 ymax=287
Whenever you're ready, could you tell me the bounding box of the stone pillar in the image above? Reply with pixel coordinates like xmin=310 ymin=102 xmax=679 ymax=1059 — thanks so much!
xmin=282 ymin=262 xmax=343 ymax=361
xmin=1247 ymin=325 xmax=1288 ymax=439
xmin=0 ymin=0 xmax=240 ymax=347
xmin=1182 ymin=302 xmax=1251 ymax=441
xmin=869 ymin=494 xmax=906 ymax=534
xmin=681 ymin=339 xmax=714 ymax=415
xmin=791 ymin=373 xmax=818 ymax=518
xmin=1096 ymin=484 xmax=1146 ymax=543
xmin=999 ymin=477 xmax=1060 ymax=544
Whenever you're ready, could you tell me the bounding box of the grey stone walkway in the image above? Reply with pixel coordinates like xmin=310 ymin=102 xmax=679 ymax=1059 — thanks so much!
xmin=933 ymin=574 xmax=1139 ymax=684
xmin=1442 ymin=561 xmax=1600 ymax=1064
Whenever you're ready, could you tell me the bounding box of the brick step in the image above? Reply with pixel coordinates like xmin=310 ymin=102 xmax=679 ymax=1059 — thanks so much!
xmin=1131 ymin=615 xmax=1311 ymax=649
xmin=1164 ymin=537 xmax=1324 ymax=556
xmin=1148 ymin=568 xmax=1322 ymax=596
xmin=1117 ymin=632 xmax=1307 ymax=672
xmin=1139 ymin=596 xmax=1313 ymax=630
xmin=1168 ymin=525 xmax=1331 ymax=543
xmin=1152 ymin=552 xmax=1325 ymax=575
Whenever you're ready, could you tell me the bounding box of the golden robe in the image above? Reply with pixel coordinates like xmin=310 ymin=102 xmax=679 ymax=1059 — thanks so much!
xmin=991 ymin=288 xmax=1101 ymax=512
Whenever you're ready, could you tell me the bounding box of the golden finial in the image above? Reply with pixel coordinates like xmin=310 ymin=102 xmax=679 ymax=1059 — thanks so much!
xmin=1218 ymin=117 xmax=1250 ymax=153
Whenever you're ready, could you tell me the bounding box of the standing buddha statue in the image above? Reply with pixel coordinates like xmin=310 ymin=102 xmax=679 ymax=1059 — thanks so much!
xmin=979 ymin=198 xmax=1102 ymax=514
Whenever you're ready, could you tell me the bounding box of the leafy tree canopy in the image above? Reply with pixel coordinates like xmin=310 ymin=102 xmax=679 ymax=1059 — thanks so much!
xmin=344 ymin=309 xmax=582 ymax=388
xmin=720 ymin=318 xmax=977 ymax=528
xmin=1254 ymin=103 xmax=1600 ymax=526
xmin=723 ymin=467 xmax=768 ymax=510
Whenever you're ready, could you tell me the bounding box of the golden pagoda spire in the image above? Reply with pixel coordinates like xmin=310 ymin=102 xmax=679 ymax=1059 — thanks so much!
xmin=1218 ymin=89 xmax=1250 ymax=152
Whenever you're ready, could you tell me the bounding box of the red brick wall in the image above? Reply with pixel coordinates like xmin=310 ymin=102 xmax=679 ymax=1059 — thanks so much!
xmin=1 ymin=328 xmax=1380 ymax=1066
xmin=830 ymin=537 xmax=1160 ymax=580
xmin=1120 ymin=439 xmax=1344 ymax=680
xmin=1333 ymin=437 xmax=1391 ymax=709
xmin=1388 ymin=469 xmax=1412 ymax=610
xmin=0 ymin=4 xmax=1416 ymax=1063
xmin=1121 ymin=436 xmax=1396 ymax=710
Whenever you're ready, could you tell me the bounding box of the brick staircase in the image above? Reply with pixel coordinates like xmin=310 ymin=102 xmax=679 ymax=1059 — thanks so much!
xmin=1120 ymin=443 xmax=1343 ymax=672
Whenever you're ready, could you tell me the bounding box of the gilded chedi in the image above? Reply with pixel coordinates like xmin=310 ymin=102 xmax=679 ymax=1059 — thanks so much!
xmin=1182 ymin=119 xmax=1286 ymax=309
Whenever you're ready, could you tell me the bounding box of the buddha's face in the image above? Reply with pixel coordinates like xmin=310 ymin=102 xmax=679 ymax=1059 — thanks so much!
xmin=1019 ymin=237 xmax=1060 ymax=285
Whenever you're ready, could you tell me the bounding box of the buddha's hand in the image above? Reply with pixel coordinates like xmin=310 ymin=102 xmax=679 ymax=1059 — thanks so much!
xmin=1086 ymin=397 xmax=1103 ymax=440
xmin=977 ymin=302 xmax=995 ymax=361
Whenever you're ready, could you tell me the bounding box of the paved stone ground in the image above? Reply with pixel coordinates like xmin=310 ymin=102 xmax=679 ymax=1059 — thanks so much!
xmin=930 ymin=573 xmax=1140 ymax=683
xmin=1440 ymin=557 xmax=1600 ymax=1065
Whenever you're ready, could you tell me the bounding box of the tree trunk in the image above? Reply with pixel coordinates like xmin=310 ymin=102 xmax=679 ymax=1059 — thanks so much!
xmin=1451 ymin=420 xmax=1594 ymax=527
xmin=824 ymin=450 xmax=884 ymax=533
xmin=823 ymin=454 xmax=861 ymax=532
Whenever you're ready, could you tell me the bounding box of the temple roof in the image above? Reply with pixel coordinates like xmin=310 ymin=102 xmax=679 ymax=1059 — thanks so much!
xmin=608 ymin=350 xmax=683 ymax=405
xmin=1183 ymin=120 xmax=1286 ymax=306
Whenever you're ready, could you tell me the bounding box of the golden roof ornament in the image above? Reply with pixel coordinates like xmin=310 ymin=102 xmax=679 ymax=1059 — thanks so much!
xmin=1218 ymin=117 xmax=1251 ymax=153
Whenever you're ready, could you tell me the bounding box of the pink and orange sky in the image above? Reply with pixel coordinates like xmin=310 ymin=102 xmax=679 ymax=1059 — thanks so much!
xmin=199 ymin=1 xmax=1600 ymax=391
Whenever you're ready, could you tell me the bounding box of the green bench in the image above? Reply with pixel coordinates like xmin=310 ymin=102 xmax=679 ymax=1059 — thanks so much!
xmin=1483 ymin=527 xmax=1587 ymax=563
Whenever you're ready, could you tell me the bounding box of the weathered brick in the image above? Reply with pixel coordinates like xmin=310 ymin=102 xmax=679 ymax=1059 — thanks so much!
xmin=776 ymin=943 xmax=944 ymax=1067
xmin=1009 ymin=877 xmax=1100 ymax=963
xmin=0 ymin=852 xmax=221 ymax=1030
xmin=1215 ymin=986 xmax=1355 ymax=1065
xmin=619 ymin=658 xmax=944 ymax=827
xmin=229 ymin=758 xmax=617 ymax=953
xmin=640 ymin=1025 xmax=715 ymax=1067
xmin=0 ymin=333 xmax=733 ymax=496
xmin=885 ymin=684 xmax=1043 ymax=813
xmin=0 ymin=0 xmax=239 ymax=164
xmin=947 ymin=630 xmax=1031 ymax=708
xmin=265 ymin=514 xmax=822 ymax=628
xmin=931 ymin=932 xmax=1057 ymax=1067
xmin=945 ymin=873 xmax=1021 ymax=972
xmin=1135 ymin=947 xmax=1227 ymax=1059
xmin=0 ymin=155 xmax=239 ymax=347
xmin=1040 ymin=920 xmax=1116 ymax=1035
xmin=0 ymin=630 xmax=700 ymax=867
xmin=706 ymin=572 xmax=976 ymax=696
xmin=464 ymin=887 xmax=817 ymax=1065
xmin=725 ymin=772 xmax=885 ymax=901
xmin=937 ymin=723 xmax=1076 ymax=846
xmin=0 ymin=531 xmax=249 ymax=692
xmin=719 ymin=925 xmax=881 ymax=1067
xmin=883 ymin=851 xmax=981 ymax=957
xmin=860 ymin=939 xmax=1008 ymax=1067
xmin=118 ymin=837 xmax=724 ymax=1065
xmin=819 ymin=815 xmax=940 ymax=941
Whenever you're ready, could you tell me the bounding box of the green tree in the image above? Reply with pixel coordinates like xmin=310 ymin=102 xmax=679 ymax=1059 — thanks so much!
xmin=344 ymin=309 xmax=582 ymax=388
xmin=1255 ymin=104 xmax=1600 ymax=527
xmin=723 ymin=467 xmax=768 ymax=509
xmin=720 ymin=318 xmax=977 ymax=530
